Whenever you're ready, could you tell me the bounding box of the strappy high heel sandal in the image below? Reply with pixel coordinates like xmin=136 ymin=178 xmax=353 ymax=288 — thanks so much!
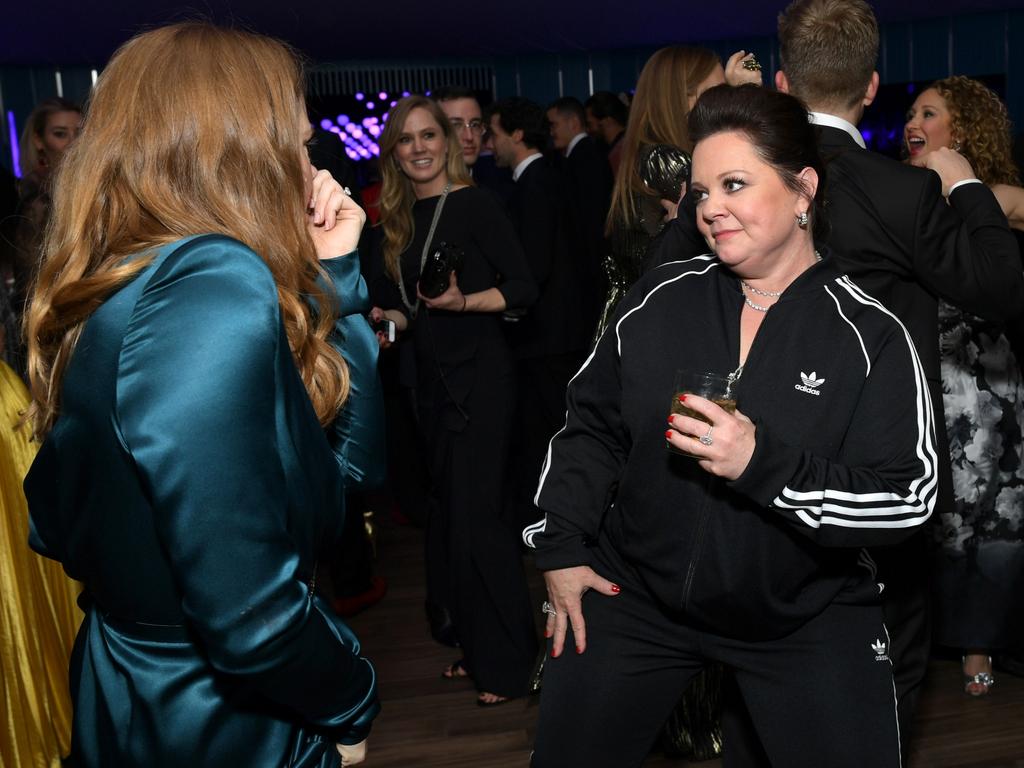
xmin=963 ymin=654 xmax=995 ymax=697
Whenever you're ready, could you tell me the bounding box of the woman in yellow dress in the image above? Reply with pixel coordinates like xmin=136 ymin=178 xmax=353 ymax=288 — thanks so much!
xmin=0 ymin=357 xmax=82 ymax=767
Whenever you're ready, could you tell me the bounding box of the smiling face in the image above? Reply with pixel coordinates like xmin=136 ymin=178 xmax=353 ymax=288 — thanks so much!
xmin=691 ymin=130 xmax=811 ymax=277
xmin=394 ymin=107 xmax=449 ymax=195
xmin=904 ymin=88 xmax=955 ymax=159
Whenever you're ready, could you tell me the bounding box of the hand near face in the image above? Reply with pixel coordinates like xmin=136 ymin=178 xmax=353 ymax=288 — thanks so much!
xmin=725 ymin=50 xmax=762 ymax=87
xmin=907 ymin=146 xmax=976 ymax=198
xmin=666 ymin=394 xmax=757 ymax=480
xmin=307 ymin=167 xmax=366 ymax=259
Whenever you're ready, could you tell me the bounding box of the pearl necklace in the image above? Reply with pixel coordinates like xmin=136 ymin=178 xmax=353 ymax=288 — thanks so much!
xmin=740 ymin=251 xmax=822 ymax=313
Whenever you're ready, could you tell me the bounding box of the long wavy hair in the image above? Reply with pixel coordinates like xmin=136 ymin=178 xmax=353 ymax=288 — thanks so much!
xmin=929 ymin=76 xmax=1020 ymax=187
xmin=377 ymin=96 xmax=472 ymax=282
xmin=607 ymin=46 xmax=720 ymax=234
xmin=25 ymin=23 xmax=349 ymax=438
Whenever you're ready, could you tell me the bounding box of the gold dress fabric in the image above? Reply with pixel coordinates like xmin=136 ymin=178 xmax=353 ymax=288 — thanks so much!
xmin=0 ymin=361 xmax=82 ymax=768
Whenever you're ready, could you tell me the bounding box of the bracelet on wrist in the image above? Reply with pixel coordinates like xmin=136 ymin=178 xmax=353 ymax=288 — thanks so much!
xmin=460 ymin=294 xmax=467 ymax=312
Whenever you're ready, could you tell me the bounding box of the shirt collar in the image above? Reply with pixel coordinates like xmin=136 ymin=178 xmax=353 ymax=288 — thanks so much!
xmin=566 ymin=133 xmax=587 ymax=157
xmin=808 ymin=112 xmax=866 ymax=149
xmin=513 ymin=152 xmax=543 ymax=182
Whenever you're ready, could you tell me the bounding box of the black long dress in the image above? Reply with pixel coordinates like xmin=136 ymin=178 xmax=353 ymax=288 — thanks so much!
xmin=372 ymin=186 xmax=539 ymax=697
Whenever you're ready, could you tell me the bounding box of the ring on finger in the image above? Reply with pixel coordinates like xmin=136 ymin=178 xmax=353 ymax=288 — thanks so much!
xmin=699 ymin=424 xmax=714 ymax=447
xmin=542 ymin=600 xmax=557 ymax=617
xmin=742 ymin=55 xmax=762 ymax=72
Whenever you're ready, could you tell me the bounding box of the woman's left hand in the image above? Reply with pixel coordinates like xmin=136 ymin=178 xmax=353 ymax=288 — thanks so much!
xmin=418 ymin=271 xmax=467 ymax=312
xmin=666 ymin=394 xmax=757 ymax=480
xmin=307 ymin=167 xmax=366 ymax=259
xmin=725 ymin=50 xmax=763 ymax=87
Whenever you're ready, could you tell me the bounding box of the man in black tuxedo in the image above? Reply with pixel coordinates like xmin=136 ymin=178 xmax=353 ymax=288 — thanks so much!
xmin=650 ymin=0 xmax=1023 ymax=757
xmin=584 ymin=91 xmax=628 ymax=178
xmin=547 ymin=96 xmax=612 ymax=333
xmin=488 ymin=97 xmax=590 ymax=526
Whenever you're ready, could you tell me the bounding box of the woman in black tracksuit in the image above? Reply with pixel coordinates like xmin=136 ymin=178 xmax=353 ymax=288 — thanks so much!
xmin=525 ymin=85 xmax=937 ymax=768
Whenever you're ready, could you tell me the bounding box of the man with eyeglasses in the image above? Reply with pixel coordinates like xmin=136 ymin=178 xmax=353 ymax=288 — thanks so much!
xmin=433 ymin=85 xmax=485 ymax=167
xmin=434 ymin=85 xmax=514 ymax=202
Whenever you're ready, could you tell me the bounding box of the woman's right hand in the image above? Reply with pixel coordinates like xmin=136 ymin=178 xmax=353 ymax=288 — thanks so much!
xmin=542 ymin=566 xmax=621 ymax=658
xmin=368 ymin=306 xmax=407 ymax=349
xmin=336 ymin=739 xmax=367 ymax=766
xmin=725 ymin=50 xmax=762 ymax=87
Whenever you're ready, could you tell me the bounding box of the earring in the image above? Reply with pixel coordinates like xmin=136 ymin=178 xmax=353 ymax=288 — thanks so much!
xmin=797 ymin=211 xmax=809 ymax=229
xmin=952 ymin=140 xmax=962 ymax=152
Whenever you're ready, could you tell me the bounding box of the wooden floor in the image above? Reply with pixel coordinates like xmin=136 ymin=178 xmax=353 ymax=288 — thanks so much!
xmin=346 ymin=517 xmax=1024 ymax=767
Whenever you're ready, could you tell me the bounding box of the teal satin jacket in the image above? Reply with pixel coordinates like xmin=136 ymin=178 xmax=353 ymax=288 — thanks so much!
xmin=26 ymin=235 xmax=382 ymax=767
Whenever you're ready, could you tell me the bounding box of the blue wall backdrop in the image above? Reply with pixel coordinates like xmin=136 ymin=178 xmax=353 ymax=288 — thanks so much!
xmin=2 ymin=9 xmax=1023 ymax=173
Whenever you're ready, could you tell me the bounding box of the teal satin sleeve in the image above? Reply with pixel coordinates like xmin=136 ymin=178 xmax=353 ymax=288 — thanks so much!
xmin=321 ymin=251 xmax=385 ymax=491
xmin=115 ymin=238 xmax=378 ymax=741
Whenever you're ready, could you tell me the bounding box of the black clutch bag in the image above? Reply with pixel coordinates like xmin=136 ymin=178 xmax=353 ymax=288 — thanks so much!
xmin=638 ymin=143 xmax=692 ymax=201
xmin=419 ymin=241 xmax=464 ymax=299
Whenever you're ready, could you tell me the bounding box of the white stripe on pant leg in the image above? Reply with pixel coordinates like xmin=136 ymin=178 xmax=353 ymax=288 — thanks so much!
xmin=883 ymin=622 xmax=903 ymax=768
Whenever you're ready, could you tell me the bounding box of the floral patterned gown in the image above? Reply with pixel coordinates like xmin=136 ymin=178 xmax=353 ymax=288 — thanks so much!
xmin=933 ymin=300 xmax=1024 ymax=650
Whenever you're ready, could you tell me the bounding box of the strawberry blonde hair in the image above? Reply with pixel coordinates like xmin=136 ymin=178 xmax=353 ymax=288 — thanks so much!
xmin=26 ymin=23 xmax=348 ymax=437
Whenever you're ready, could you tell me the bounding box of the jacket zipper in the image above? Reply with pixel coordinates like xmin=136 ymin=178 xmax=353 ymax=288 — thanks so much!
xmin=682 ymin=472 xmax=714 ymax=611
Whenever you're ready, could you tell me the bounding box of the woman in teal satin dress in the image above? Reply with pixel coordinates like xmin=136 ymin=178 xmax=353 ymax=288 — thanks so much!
xmin=22 ymin=24 xmax=381 ymax=768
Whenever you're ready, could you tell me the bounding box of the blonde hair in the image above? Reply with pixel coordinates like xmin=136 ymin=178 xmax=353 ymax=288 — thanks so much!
xmin=931 ymin=76 xmax=1020 ymax=187
xmin=26 ymin=22 xmax=349 ymax=438
xmin=377 ymin=96 xmax=473 ymax=282
xmin=18 ymin=97 xmax=81 ymax=178
xmin=607 ymin=46 xmax=719 ymax=233
xmin=778 ymin=0 xmax=879 ymax=112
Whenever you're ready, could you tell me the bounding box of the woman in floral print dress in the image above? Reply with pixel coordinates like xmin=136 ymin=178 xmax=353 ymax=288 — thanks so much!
xmin=905 ymin=75 xmax=1024 ymax=695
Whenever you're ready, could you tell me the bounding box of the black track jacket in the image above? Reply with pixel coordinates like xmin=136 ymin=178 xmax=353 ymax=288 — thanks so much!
xmin=524 ymin=254 xmax=937 ymax=641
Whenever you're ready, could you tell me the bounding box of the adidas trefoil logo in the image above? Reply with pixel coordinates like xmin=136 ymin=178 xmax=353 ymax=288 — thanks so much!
xmin=795 ymin=370 xmax=826 ymax=396
xmin=872 ymin=638 xmax=889 ymax=662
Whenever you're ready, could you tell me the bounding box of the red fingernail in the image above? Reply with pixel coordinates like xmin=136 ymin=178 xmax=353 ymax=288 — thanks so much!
xmin=678 ymin=394 xmax=687 ymax=403
xmin=576 ymin=645 xmax=583 ymax=654
xmin=611 ymin=584 xmax=621 ymax=593
xmin=665 ymin=430 xmax=673 ymax=440
xmin=544 ymin=629 xmax=552 ymax=638
xmin=552 ymin=648 xmax=561 ymax=658
xmin=667 ymin=415 xmax=674 ymax=424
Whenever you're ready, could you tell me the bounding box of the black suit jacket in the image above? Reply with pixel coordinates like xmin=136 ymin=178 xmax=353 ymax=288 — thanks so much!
xmin=564 ymin=136 xmax=613 ymax=324
xmin=649 ymin=123 xmax=1024 ymax=514
xmin=506 ymin=157 xmax=588 ymax=358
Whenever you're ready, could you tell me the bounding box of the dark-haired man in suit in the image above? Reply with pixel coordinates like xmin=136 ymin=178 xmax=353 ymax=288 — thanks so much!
xmin=489 ymin=97 xmax=590 ymax=527
xmin=584 ymin=91 xmax=628 ymax=178
xmin=548 ymin=96 xmax=612 ymax=332
xmin=650 ymin=0 xmax=1023 ymax=760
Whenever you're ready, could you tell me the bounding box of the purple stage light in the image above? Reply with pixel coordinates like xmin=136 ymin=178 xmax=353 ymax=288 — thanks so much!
xmin=7 ymin=112 xmax=21 ymax=177
xmin=378 ymin=91 xmax=387 ymax=100
xmin=319 ymin=118 xmax=333 ymax=130
xmin=390 ymin=101 xmax=398 ymax=107
xmin=361 ymin=117 xmax=375 ymax=128
xmin=330 ymin=126 xmax=342 ymax=134
xmin=351 ymin=128 xmax=363 ymax=138
xmin=345 ymin=148 xmax=359 ymax=160
xmin=370 ymin=145 xmax=380 ymax=156
xmin=345 ymin=123 xmax=358 ymax=133
xmin=355 ymin=92 xmax=365 ymax=101
xmin=382 ymin=113 xmax=389 ymax=122
xmin=861 ymin=129 xmax=873 ymax=142
xmin=368 ymin=125 xmax=381 ymax=138
xmin=337 ymin=114 xmax=350 ymax=126
xmin=366 ymin=101 xmax=375 ymax=110
xmin=907 ymin=83 xmax=916 ymax=94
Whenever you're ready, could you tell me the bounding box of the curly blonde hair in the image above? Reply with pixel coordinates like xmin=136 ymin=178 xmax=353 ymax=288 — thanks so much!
xmin=930 ymin=76 xmax=1020 ymax=186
